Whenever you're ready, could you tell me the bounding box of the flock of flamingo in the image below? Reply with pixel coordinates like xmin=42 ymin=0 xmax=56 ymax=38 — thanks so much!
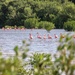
xmin=29 ymin=33 xmax=66 ymax=40
xmin=2 ymin=27 xmax=26 ymax=30
xmin=1 ymin=28 xmax=75 ymax=39
xmin=29 ymin=32 xmax=75 ymax=40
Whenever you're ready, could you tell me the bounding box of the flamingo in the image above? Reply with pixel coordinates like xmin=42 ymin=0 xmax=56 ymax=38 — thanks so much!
xmin=37 ymin=33 xmax=42 ymax=39
xmin=48 ymin=34 xmax=52 ymax=39
xmin=14 ymin=27 xmax=17 ymax=30
xmin=73 ymin=34 xmax=75 ymax=38
xmin=43 ymin=34 xmax=47 ymax=39
xmin=7 ymin=28 xmax=10 ymax=30
xmin=2 ymin=27 xmax=5 ymax=30
xmin=54 ymin=34 xmax=58 ymax=38
xmin=29 ymin=33 xmax=33 ymax=39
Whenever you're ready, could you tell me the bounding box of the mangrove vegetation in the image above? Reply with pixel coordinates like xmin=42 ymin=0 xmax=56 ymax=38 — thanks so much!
xmin=0 ymin=0 xmax=75 ymax=31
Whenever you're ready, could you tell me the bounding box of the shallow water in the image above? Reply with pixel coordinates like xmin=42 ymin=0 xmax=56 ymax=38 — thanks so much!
xmin=0 ymin=29 xmax=66 ymax=56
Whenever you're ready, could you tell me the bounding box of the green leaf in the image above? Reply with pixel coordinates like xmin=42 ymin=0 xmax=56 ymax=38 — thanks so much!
xmin=14 ymin=46 xmax=19 ymax=56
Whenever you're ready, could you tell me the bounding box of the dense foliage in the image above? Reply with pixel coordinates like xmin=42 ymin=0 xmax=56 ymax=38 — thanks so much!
xmin=64 ymin=21 xmax=75 ymax=31
xmin=24 ymin=18 xmax=39 ymax=29
xmin=0 ymin=0 xmax=75 ymax=30
xmin=0 ymin=34 xmax=75 ymax=75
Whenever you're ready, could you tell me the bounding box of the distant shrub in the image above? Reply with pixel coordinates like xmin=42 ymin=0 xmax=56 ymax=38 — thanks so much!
xmin=64 ymin=20 xmax=75 ymax=31
xmin=24 ymin=18 xmax=39 ymax=29
xmin=38 ymin=21 xmax=55 ymax=31
xmin=4 ymin=25 xmax=11 ymax=29
xmin=18 ymin=26 xmax=25 ymax=29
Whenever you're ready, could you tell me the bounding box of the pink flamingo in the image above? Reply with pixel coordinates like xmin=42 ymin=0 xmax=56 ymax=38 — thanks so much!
xmin=73 ymin=34 xmax=75 ymax=38
xmin=7 ymin=28 xmax=10 ymax=30
xmin=29 ymin=33 xmax=33 ymax=39
xmin=48 ymin=34 xmax=52 ymax=39
xmin=14 ymin=27 xmax=17 ymax=30
xmin=43 ymin=34 xmax=47 ymax=39
xmin=2 ymin=27 xmax=5 ymax=30
xmin=54 ymin=34 xmax=58 ymax=38
xmin=37 ymin=33 xmax=42 ymax=39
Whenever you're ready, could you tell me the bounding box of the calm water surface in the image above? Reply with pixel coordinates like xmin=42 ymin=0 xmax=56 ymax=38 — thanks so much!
xmin=0 ymin=29 xmax=66 ymax=55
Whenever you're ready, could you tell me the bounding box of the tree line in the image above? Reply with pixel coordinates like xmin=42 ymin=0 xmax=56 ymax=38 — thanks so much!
xmin=0 ymin=0 xmax=75 ymax=30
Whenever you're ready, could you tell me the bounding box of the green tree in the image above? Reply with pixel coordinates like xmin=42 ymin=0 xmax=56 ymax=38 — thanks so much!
xmin=24 ymin=18 xmax=39 ymax=28
xmin=38 ymin=21 xmax=55 ymax=31
xmin=64 ymin=20 xmax=75 ymax=31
